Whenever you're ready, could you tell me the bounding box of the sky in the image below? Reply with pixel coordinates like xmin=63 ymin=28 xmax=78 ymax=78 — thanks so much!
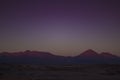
xmin=0 ymin=0 xmax=120 ymax=56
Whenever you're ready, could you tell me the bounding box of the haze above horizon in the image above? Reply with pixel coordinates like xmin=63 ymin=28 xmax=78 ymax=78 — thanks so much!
xmin=0 ymin=0 xmax=120 ymax=56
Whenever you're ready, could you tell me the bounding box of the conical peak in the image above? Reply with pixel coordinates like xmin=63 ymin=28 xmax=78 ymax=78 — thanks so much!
xmin=84 ymin=49 xmax=97 ymax=53
xmin=79 ymin=49 xmax=99 ymax=57
xmin=82 ymin=49 xmax=98 ymax=54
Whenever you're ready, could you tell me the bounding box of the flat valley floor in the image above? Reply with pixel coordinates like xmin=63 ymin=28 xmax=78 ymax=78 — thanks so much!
xmin=0 ymin=64 xmax=120 ymax=80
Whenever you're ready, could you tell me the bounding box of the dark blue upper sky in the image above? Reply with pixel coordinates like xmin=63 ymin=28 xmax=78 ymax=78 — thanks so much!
xmin=0 ymin=0 xmax=120 ymax=56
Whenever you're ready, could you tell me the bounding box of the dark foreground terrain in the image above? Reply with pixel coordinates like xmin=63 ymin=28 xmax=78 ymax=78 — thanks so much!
xmin=0 ymin=64 xmax=120 ymax=80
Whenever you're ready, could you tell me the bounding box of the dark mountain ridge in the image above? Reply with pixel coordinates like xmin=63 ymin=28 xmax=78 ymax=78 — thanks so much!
xmin=0 ymin=49 xmax=120 ymax=64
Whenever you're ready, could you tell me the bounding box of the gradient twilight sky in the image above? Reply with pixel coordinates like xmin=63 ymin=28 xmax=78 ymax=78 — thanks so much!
xmin=0 ymin=0 xmax=120 ymax=56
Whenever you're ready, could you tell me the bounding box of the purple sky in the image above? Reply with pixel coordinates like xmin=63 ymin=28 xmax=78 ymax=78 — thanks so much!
xmin=0 ymin=0 xmax=120 ymax=56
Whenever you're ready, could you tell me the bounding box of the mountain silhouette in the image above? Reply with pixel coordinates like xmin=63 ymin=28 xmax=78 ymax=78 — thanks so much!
xmin=0 ymin=49 xmax=120 ymax=64
xmin=21 ymin=50 xmax=57 ymax=58
xmin=100 ymin=52 xmax=118 ymax=58
xmin=76 ymin=49 xmax=99 ymax=58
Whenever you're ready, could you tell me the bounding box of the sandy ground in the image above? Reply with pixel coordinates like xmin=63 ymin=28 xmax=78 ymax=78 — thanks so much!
xmin=0 ymin=64 xmax=120 ymax=80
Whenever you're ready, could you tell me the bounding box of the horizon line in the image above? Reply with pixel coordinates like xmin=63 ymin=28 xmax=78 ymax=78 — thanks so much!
xmin=0 ymin=49 xmax=119 ymax=57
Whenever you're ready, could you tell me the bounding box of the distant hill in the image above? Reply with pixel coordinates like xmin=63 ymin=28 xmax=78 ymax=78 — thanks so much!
xmin=75 ymin=49 xmax=99 ymax=58
xmin=73 ymin=49 xmax=120 ymax=64
xmin=0 ymin=49 xmax=120 ymax=64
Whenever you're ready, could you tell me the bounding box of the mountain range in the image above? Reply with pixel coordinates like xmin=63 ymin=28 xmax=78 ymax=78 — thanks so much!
xmin=0 ymin=49 xmax=120 ymax=64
